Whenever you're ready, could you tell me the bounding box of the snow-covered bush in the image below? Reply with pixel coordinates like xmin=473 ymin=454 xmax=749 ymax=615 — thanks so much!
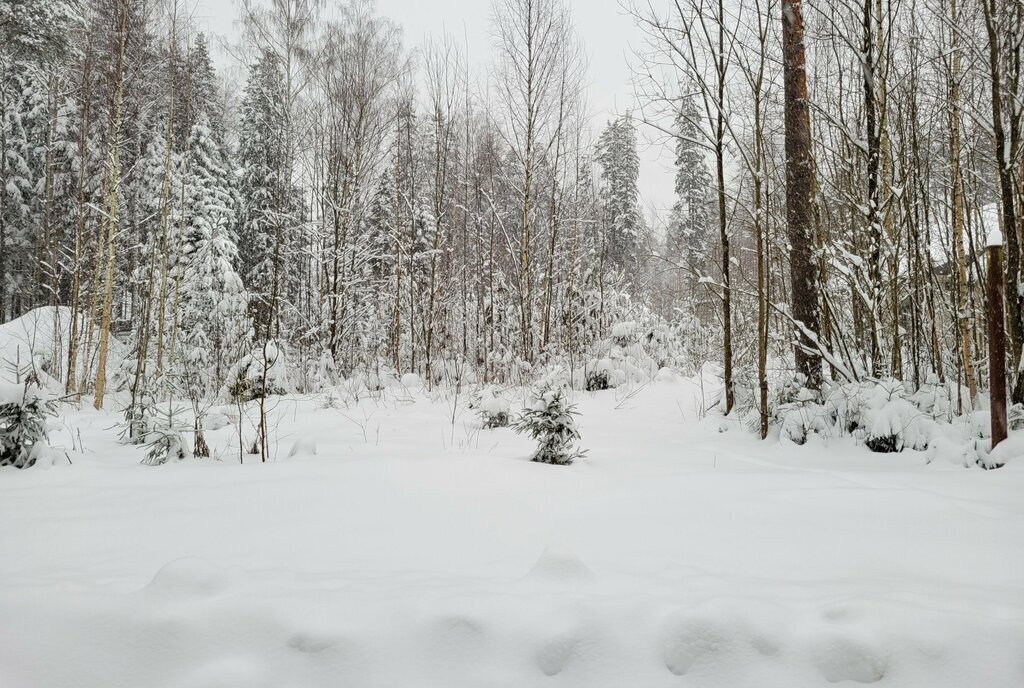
xmin=471 ymin=385 xmax=510 ymax=429
xmin=0 ymin=375 xmax=57 ymax=469
xmin=776 ymin=381 xmax=830 ymax=446
xmin=908 ymin=374 xmax=977 ymax=422
xmin=770 ymin=376 xmax=950 ymax=450
xmin=223 ymin=340 xmax=290 ymax=401
xmin=578 ymin=319 xmax=661 ymax=391
xmin=1009 ymin=403 xmax=1024 ymax=431
xmin=360 ymin=362 xmax=399 ymax=393
xmin=513 ymin=381 xmax=585 ymax=465
xmin=774 ymin=377 xmax=939 ymax=452
xmin=119 ymin=387 xmax=159 ymax=446
xmin=585 ymin=366 xmax=612 ymax=391
xmin=827 ymin=379 xmax=934 ymax=453
xmin=142 ymin=405 xmax=192 ymax=466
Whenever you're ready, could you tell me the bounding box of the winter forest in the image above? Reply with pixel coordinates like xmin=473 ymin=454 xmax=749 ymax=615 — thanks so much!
xmin=1 ymin=0 xmax=1023 ymax=685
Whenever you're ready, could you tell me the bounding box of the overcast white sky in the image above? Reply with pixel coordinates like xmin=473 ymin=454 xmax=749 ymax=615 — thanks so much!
xmin=192 ymin=0 xmax=675 ymax=222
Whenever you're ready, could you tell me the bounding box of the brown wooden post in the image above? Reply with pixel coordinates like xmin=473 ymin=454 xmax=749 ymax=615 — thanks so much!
xmin=987 ymin=230 xmax=1008 ymax=448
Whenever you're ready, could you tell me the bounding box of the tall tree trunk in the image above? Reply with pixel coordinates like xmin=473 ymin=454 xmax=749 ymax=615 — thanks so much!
xmin=948 ymin=0 xmax=976 ymax=408
xmin=782 ymin=0 xmax=822 ymax=390
xmin=982 ymin=0 xmax=1024 ymax=404
xmin=93 ymin=5 xmax=129 ymax=410
xmin=715 ymin=0 xmax=734 ymax=414
xmin=862 ymin=0 xmax=884 ymax=377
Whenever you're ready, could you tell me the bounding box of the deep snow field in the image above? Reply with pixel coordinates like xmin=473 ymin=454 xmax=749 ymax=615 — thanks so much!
xmin=1 ymin=373 xmax=1023 ymax=687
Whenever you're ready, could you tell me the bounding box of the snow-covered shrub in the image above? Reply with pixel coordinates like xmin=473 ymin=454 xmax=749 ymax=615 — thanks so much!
xmin=471 ymin=385 xmax=510 ymax=429
xmin=907 ymin=373 xmax=968 ymax=421
xmin=610 ymin=320 xmax=637 ymax=347
xmin=772 ymin=377 xmax=941 ymax=452
xmin=513 ymin=381 xmax=585 ymax=465
xmin=305 ymin=351 xmax=340 ymax=392
xmin=819 ymin=379 xmax=936 ymax=452
xmin=223 ymin=340 xmax=290 ymax=401
xmin=577 ymin=319 xmax=661 ymax=391
xmin=585 ymin=367 xmax=612 ymax=391
xmin=1009 ymin=404 xmax=1024 ymax=431
xmin=777 ymin=384 xmax=830 ymax=445
xmin=0 ymin=375 xmax=57 ymax=469
xmin=362 ymin=362 xmax=399 ymax=392
xmin=848 ymin=380 xmax=932 ymax=452
xmin=142 ymin=405 xmax=192 ymax=466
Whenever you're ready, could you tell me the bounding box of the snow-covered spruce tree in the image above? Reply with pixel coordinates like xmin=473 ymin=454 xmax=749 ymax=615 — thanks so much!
xmin=176 ymin=112 xmax=250 ymax=455
xmin=666 ymin=95 xmax=711 ymax=267
xmin=176 ymin=33 xmax=222 ymax=150
xmin=141 ymin=402 xmax=193 ymax=466
xmin=0 ymin=68 xmax=36 ymax=320
xmin=595 ymin=113 xmax=645 ymax=277
xmin=514 ymin=381 xmax=585 ymax=465
xmin=0 ymin=373 xmax=57 ymax=469
xmin=0 ymin=0 xmax=79 ymax=318
xmin=125 ymin=113 xmax=179 ymax=367
xmin=237 ymin=49 xmax=301 ymax=338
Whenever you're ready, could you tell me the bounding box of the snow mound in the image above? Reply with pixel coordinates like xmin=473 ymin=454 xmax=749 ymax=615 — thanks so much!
xmin=0 ymin=306 xmax=127 ymax=390
xmin=169 ymin=657 xmax=273 ymax=688
xmin=204 ymin=412 xmax=230 ymax=431
xmin=656 ymin=367 xmax=677 ymax=383
xmin=288 ymin=438 xmax=317 ymax=458
xmin=144 ymin=558 xmax=229 ymax=598
xmin=526 ymin=546 xmax=593 ymax=581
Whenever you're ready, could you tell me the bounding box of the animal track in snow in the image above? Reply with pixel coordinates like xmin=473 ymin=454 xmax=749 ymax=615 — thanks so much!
xmin=809 ymin=632 xmax=888 ymax=683
xmin=287 ymin=632 xmax=337 ymax=654
xmin=535 ymin=633 xmax=590 ymax=676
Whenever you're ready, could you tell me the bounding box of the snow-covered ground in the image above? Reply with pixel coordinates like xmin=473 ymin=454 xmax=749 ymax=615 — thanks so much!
xmin=1 ymin=377 xmax=1022 ymax=687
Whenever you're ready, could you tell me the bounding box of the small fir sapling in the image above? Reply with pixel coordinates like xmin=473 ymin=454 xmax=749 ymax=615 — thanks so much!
xmin=513 ymin=382 xmax=586 ymax=465
xmin=0 ymin=373 xmax=57 ymax=469
xmin=141 ymin=403 xmax=193 ymax=466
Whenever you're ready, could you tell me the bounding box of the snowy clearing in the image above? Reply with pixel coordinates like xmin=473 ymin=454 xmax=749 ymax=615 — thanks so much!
xmin=2 ymin=379 xmax=1022 ymax=687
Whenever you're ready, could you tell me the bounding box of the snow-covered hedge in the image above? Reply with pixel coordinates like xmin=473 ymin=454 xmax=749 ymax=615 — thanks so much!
xmin=772 ymin=375 xmax=1014 ymax=465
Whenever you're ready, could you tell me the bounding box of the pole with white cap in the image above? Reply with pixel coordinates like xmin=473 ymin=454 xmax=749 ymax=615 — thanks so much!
xmin=987 ymin=225 xmax=1007 ymax=448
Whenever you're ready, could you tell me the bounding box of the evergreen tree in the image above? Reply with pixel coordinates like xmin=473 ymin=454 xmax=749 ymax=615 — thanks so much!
xmin=513 ymin=379 xmax=585 ymax=465
xmin=0 ymin=0 xmax=79 ymax=64
xmin=366 ymin=169 xmax=398 ymax=281
xmin=177 ymin=112 xmax=249 ymax=396
xmin=0 ymin=373 xmax=57 ymax=469
xmin=595 ymin=114 xmax=645 ymax=276
xmin=237 ymin=50 xmax=296 ymax=336
xmin=0 ymin=69 xmax=33 ymax=318
xmin=176 ymin=33 xmax=221 ymax=150
xmin=667 ymin=96 xmax=711 ymax=270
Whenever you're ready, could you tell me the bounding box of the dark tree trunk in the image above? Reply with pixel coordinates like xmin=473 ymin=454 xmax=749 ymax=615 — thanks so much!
xmin=716 ymin=0 xmax=733 ymax=414
xmin=782 ymin=0 xmax=822 ymax=390
xmin=863 ymin=0 xmax=883 ymax=376
xmin=982 ymin=0 xmax=1024 ymax=405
